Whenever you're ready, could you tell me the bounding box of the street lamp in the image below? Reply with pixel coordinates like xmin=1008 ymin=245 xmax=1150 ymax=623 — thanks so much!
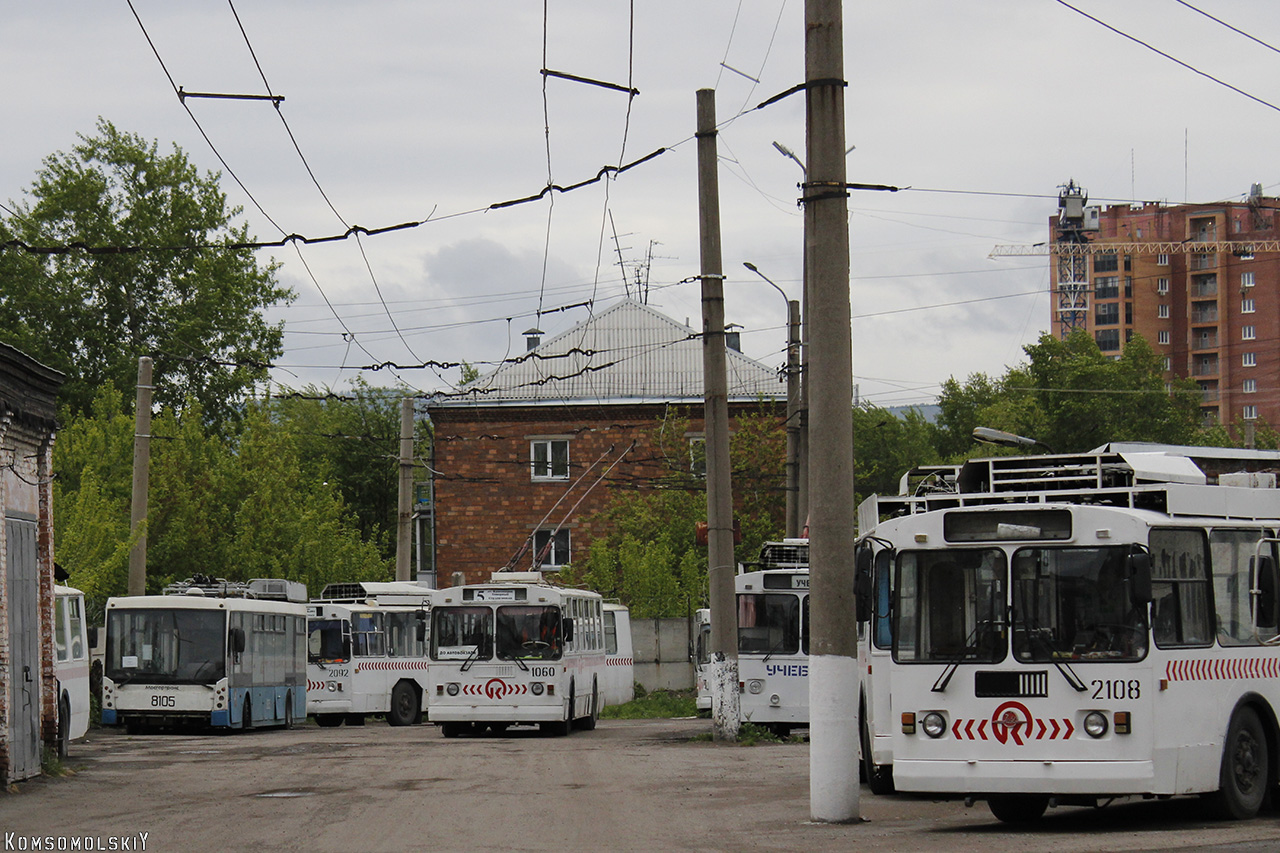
xmin=743 ymin=262 xmax=803 ymax=539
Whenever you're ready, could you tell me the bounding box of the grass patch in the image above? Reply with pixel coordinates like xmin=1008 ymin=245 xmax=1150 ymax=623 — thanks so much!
xmin=601 ymin=685 xmax=698 ymax=719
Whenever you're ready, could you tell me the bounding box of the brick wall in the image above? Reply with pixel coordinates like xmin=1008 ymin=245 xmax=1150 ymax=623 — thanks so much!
xmin=429 ymin=401 xmax=781 ymax=586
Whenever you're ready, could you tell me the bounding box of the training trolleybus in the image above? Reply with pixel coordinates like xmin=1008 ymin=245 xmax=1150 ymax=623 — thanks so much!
xmin=307 ymin=581 xmax=434 ymax=727
xmin=428 ymin=572 xmax=614 ymax=736
xmin=53 ymin=584 xmax=92 ymax=755
xmin=102 ymin=577 xmax=307 ymax=733
xmin=737 ymin=539 xmax=809 ymax=737
xmin=871 ymin=444 xmax=1280 ymax=823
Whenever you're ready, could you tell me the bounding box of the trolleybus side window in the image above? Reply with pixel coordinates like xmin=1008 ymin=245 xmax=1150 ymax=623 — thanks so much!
xmin=386 ymin=610 xmax=427 ymax=657
xmin=873 ymin=550 xmax=892 ymax=650
xmin=1010 ymin=546 xmax=1147 ymax=662
xmin=605 ymin=609 xmax=619 ymax=655
xmin=1210 ymin=529 xmax=1273 ymax=645
xmin=893 ymin=549 xmax=1005 ymax=664
xmin=351 ymin=611 xmax=385 ymax=657
xmin=1150 ymin=528 xmax=1213 ymax=648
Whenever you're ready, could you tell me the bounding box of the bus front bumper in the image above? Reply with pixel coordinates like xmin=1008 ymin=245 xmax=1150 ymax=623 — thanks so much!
xmin=894 ymin=759 xmax=1159 ymax=796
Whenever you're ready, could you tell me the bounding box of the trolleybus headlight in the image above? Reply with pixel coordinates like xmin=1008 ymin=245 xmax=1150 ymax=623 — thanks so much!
xmin=748 ymin=680 xmax=764 ymax=695
xmin=1084 ymin=711 xmax=1109 ymax=738
xmin=922 ymin=711 xmax=946 ymax=739
xmin=531 ymin=682 xmax=545 ymax=695
xmin=769 ymin=693 xmax=781 ymax=707
xmin=446 ymin=683 xmax=460 ymax=697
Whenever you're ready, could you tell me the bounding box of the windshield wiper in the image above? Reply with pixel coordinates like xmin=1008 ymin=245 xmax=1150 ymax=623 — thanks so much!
xmin=1023 ymin=624 xmax=1088 ymax=692
xmin=932 ymin=620 xmax=1000 ymax=693
xmin=460 ymin=644 xmax=481 ymax=672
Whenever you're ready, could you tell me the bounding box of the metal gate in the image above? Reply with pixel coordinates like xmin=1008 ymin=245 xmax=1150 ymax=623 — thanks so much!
xmin=6 ymin=516 xmax=41 ymax=781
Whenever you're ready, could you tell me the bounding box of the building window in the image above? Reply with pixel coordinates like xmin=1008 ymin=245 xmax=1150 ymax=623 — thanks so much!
xmin=1095 ymin=329 xmax=1120 ymax=351
xmin=1244 ymin=352 xmax=1257 ymax=367
xmin=1157 ymin=253 xmax=1170 ymax=266
xmin=1242 ymin=271 xmax=1256 ymax=289
xmin=1243 ymin=325 xmax=1257 ymax=341
xmin=533 ymin=528 xmax=571 ymax=568
xmin=1157 ymin=277 xmax=1170 ymax=294
xmin=688 ymin=436 xmax=707 ymax=478
xmin=1243 ymin=298 xmax=1256 ymax=314
xmin=1244 ymin=379 xmax=1258 ymax=394
xmin=1095 ymin=302 xmax=1119 ymax=326
xmin=1158 ymin=330 xmax=1171 ymax=345
xmin=1094 ymin=277 xmax=1119 ymax=299
xmin=530 ymin=439 xmax=570 ymax=481
xmin=1244 ymin=405 xmax=1259 ymax=421
xmin=1093 ymin=253 xmax=1119 ymax=273
xmin=1162 ymin=356 xmax=1172 ymax=371
xmin=1158 ymin=304 xmax=1170 ymax=319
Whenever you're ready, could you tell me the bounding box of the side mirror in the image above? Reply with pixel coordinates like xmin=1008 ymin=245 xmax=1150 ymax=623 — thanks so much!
xmin=562 ymin=618 xmax=575 ymax=643
xmin=1127 ymin=550 xmax=1153 ymax=605
xmin=228 ymin=627 xmax=247 ymax=655
xmin=416 ymin=611 xmax=428 ymax=643
xmin=88 ymin=625 xmax=99 ymax=648
xmin=1252 ymin=554 xmax=1278 ymax=629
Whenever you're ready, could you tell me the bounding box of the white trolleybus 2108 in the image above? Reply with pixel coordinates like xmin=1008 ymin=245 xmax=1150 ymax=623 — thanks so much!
xmin=102 ymin=576 xmax=307 ymax=733
xmin=53 ymin=584 xmax=92 ymax=756
xmin=307 ymin=581 xmax=434 ymax=727
xmin=872 ymin=443 xmax=1280 ymax=824
xmin=428 ymin=572 xmax=621 ymax=737
xmin=737 ymin=539 xmax=809 ymax=738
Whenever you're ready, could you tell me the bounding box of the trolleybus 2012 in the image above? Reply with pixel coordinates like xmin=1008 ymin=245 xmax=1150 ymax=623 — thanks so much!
xmin=428 ymin=572 xmax=618 ymax=737
xmin=307 ymin=581 xmax=434 ymax=727
xmin=869 ymin=444 xmax=1280 ymax=823
xmin=102 ymin=576 xmax=307 ymax=733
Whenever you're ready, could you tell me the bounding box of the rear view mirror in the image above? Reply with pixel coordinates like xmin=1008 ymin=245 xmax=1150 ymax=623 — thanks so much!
xmin=854 ymin=545 xmax=873 ymax=624
xmin=1127 ymin=550 xmax=1153 ymax=605
xmin=1251 ymin=554 xmax=1278 ymax=630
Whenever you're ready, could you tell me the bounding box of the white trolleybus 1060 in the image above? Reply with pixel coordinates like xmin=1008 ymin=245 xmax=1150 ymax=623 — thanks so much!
xmin=871 ymin=443 xmax=1280 ymax=824
xmin=102 ymin=576 xmax=307 ymax=733
xmin=53 ymin=584 xmax=92 ymax=756
xmin=307 ymin=581 xmax=434 ymax=727
xmin=737 ymin=539 xmax=809 ymax=738
xmin=428 ymin=572 xmax=625 ymax=737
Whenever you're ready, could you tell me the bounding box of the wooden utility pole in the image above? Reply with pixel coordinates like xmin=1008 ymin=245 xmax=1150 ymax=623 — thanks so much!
xmin=127 ymin=357 xmax=152 ymax=596
xmin=805 ymin=0 xmax=859 ymax=821
xmin=696 ymin=87 xmax=740 ymax=741
xmin=396 ymin=397 xmax=414 ymax=582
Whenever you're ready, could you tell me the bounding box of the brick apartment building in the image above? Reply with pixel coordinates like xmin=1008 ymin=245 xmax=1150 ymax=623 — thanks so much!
xmin=424 ymin=299 xmax=786 ymax=586
xmin=1052 ymin=184 xmax=1280 ymax=436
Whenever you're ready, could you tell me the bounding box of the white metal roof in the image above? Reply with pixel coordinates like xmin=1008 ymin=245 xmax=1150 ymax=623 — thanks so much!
xmin=435 ymin=299 xmax=784 ymax=407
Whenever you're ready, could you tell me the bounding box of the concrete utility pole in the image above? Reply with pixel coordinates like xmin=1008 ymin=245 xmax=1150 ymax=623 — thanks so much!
xmin=805 ymin=0 xmax=859 ymax=822
xmin=128 ymin=357 xmax=152 ymax=596
xmin=696 ymin=87 xmax=740 ymax=741
xmin=396 ymin=397 xmax=414 ymax=582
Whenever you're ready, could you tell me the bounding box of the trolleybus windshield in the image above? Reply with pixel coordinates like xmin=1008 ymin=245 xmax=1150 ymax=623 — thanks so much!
xmin=106 ymin=608 xmax=226 ymax=683
xmin=495 ymin=605 xmax=562 ymax=660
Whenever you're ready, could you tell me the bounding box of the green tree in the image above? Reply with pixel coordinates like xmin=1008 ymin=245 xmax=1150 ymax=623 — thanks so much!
xmin=0 ymin=119 xmax=291 ymax=426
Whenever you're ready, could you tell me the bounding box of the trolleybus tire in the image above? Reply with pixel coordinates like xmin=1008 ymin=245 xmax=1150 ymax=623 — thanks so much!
xmin=577 ymin=679 xmax=598 ymax=731
xmin=861 ymin=713 xmax=895 ymax=795
xmin=345 ymin=714 xmax=365 ymax=726
xmin=57 ymin=693 xmax=71 ymax=758
xmin=284 ymin=694 xmax=294 ymax=730
xmin=242 ymin=696 xmax=253 ymax=730
xmin=388 ymin=681 xmax=418 ymax=727
xmin=315 ymin=714 xmax=344 ymax=727
xmin=1208 ymin=706 xmax=1270 ymax=820
xmin=441 ymin=721 xmax=465 ymax=738
xmin=987 ymin=794 xmax=1049 ymax=824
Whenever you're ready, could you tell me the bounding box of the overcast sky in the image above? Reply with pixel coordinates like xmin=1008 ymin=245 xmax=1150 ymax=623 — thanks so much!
xmin=5 ymin=2 xmax=1280 ymax=408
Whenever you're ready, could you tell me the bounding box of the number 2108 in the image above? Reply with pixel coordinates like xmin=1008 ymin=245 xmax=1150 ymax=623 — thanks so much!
xmin=1091 ymin=679 xmax=1140 ymax=700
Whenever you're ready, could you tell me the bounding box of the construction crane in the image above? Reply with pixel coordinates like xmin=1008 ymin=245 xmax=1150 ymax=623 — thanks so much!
xmin=989 ymin=182 xmax=1280 ymax=336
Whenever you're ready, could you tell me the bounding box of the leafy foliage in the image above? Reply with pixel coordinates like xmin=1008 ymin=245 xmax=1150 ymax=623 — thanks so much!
xmin=0 ymin=119 xmax=291 ymax=427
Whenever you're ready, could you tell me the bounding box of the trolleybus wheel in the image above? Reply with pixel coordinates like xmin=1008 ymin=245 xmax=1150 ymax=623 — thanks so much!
xmin=861 ymin=712 xmax=895 ymax=795
xmin=388 ymin=681 xmax=417 ymax=727
xmin=284 ymin=694 xmax=294 ymax=730
xmin=345 ymin=714 xmax=365 ymax=726
xmin=441 ymin=722 xmax=464 ymax=738
xmin=57 ymin=693 xmax=71 ymax=758
xmin=315 ymin=714 xmax=344 ymax=727
xmin=1208 ymin=706 xmax=1269 ymax=820
xmin=987 ymin=794 xmax=1049 ymax=824
xmin=242 ymin=696 xmax=253 ymax=730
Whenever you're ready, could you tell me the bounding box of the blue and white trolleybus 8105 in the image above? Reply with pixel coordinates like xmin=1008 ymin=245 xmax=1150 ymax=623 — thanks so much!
xmin=102 ymin=577 xmax=307 ymax=733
